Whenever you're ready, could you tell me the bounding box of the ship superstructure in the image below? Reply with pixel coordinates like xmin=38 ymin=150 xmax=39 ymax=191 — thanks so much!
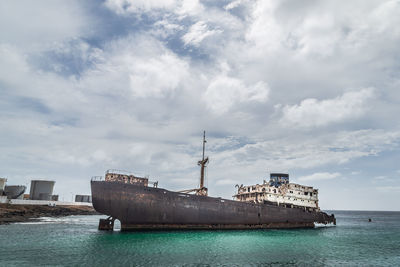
xmin=234 ymin=173 xmax=319 ymax=211
xmin=103 ymin=170 xmax=157 ymax=188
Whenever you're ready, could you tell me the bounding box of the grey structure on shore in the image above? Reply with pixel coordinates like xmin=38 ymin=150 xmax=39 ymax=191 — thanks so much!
xmin=0 ymin=178 xmax=6 ymax=195
xmin=75 ymin=195 xmax=92 ymax=203
xmin=0 ymin=178 xmax=88 ymax=206
xmin=4 ymin=185 xmax=26 ymax=199
xmin=1 ymin=178 xmax=27 ymax=200
xmin=29 ymin=180 xmax=55 ymax=200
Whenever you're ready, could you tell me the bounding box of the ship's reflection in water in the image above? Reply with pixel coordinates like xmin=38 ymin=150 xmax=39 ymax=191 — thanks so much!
xmin=0 ymin=212 xmax=399 ymax=266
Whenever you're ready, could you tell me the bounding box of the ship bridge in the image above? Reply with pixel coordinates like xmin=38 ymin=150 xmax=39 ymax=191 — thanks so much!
xmin=269 ymin=173 xmax=289 ymax=187
xmin=234 ymin=173 xmax=320 ymax=211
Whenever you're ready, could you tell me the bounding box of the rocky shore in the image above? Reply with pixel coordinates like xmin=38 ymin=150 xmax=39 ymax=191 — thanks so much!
xmin=0 ymin=204 xmax=99 ymax=224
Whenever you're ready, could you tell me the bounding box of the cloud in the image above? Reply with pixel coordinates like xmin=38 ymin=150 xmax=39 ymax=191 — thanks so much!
xmin=104 ymin=0 xmax=206 ymax=18
xmin=79 ymin=35 xmax=189 ymax=98
xmin=182 ymin=21 xmax=222 ymax=47
xmin=204 ymin=75 xmax=269 ymax=114
xmin=104 ymin=0 xmax=178 ymax=14
xmin=280 ymin=88 xmax=375 ymax=128
xmin=242 ymin=0 xmax=400 ymax=59
xmin=0 ymin=44 xmax=30 ymax=83
xmin=152 ymin=20 xmax=184 ymax=38
xmin=224 ymin=0 xmax=245 ymax=11
xmin=372 ymin=175 xmax=396 ymax=184
xmin=298 ymin=172 xmax=341 ymax=182
xmin=376 ymin=186 xmax=400 ymax=193
xmin=0 ymin=0 xmax=90 ymax=46
xmin=245 ymin=1 xmax=282 ymax=51
xmin=209 ymin=129 xmax=400 ymax=178
xmin=128 ymin=53 xmax=188 ymax=98
xmin=2 ymin=0 xmax=400 ymax=210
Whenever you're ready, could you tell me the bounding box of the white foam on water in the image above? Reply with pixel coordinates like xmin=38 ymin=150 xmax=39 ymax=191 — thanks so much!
xmin=13 ymin=215 xmax=123 ymax=231
xmin=315 ymin=223 xmax=336 ymax=228
xmin=14 ymin=221 xmax=51 ymax=225
xmin=15 ymin=215 xmax=103 ymax=225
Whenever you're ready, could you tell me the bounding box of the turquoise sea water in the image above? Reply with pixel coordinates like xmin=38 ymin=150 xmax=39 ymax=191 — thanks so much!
xmin=0 ymin=211 xmax=399 ymax=266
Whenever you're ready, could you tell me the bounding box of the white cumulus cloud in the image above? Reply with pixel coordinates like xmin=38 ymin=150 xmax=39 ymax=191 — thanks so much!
xmin=80 ymin=35 xmax=189 ymax=98
xmin=182 ymin=21 xmax=222 ymax=47
xmin=280 ymin=88 xmax=375 ymax=128
xmin=204 ymin=75 xmax=269 ymax=114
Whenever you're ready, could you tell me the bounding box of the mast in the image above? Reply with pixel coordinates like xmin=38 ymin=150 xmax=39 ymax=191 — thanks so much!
xmin=198 ymin=131 xmax=209 ymax=195
xmin=200 ymin=131 xmax=206 ymax=189
xmin=177 ymin=131 xmax=209 ymax=196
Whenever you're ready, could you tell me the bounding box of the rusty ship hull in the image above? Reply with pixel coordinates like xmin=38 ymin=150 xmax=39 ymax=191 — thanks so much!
xmin=91 ymin=180 xmax=335 ymax=231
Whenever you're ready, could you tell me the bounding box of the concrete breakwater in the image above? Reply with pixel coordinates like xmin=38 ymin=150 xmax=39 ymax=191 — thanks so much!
xmin=0 ymin=204 xmax=98 ymax=224
xmin=0 ymin=196 xmax=92 ymax=206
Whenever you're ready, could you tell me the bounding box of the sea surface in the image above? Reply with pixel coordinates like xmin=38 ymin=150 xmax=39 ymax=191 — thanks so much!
xmin=0 ymin=210 xmax=399 ymax=266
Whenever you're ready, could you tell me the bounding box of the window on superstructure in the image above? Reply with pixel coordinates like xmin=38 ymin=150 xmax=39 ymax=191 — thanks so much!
xmin=248 ymin=188 xmax=250 ymax=192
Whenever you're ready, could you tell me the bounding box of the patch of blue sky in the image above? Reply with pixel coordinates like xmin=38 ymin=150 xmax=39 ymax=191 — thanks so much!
xmin=336 ymin=149 xmax=400 ymax=181
xmin=164 ymin=34 xmax=212 ymax=62
xmin=151 ymin=15 xmax=214 ymax=62
xmin=82 ymin=0 xmax=147 ymax=43
xmin=226 ymin=6 xmax=250 ymax=20
xmin=202 ymin=0 xmax=232 ymax=9
xmin=210 ymin=135 xmax=255 ymax=152
xmin=14 ymin=96 xmax=51 ymax=115
xmin=28 ymin=40 xmax=99 ymax=78
xmin=27 ymin=3 xmax=162 ymax=78
xmin=32 ymin=1 xmax=217 ymax=77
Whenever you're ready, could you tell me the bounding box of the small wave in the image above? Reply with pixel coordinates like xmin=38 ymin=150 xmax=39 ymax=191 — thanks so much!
xmin=15 ymin=215 xmax=102 ymax=225
xmin=315 ymin=223 xmax=336 ymax=228
xmin=14 ymin=221 xmax=50 ymax=225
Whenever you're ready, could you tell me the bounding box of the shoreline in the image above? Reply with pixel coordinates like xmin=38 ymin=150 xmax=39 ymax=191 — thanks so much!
xmin=0 ymin=203 xmax=99 ymax=225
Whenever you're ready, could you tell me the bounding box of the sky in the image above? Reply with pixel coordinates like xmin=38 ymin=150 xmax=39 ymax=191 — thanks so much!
xmin=1 ymin=0 xmax=400 ymax=210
